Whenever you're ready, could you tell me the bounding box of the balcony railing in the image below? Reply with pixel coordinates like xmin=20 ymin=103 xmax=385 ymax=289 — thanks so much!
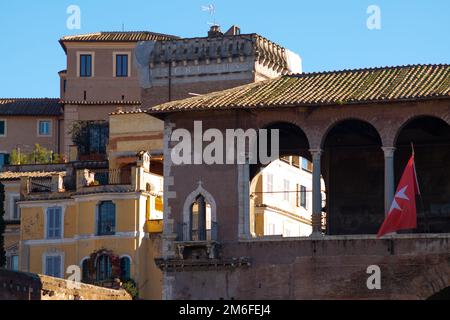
xmin=89 ymin=169 xmax=132 ymax=186
xmin=29 ymin=178 xmax=52 ymax=193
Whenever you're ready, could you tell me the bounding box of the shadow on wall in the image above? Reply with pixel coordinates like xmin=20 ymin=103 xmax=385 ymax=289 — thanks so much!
xmin=0 ymin=268 xmax=131 ymax=300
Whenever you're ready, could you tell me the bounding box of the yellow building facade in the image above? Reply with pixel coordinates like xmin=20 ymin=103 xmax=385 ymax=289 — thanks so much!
xmin=15 ymin=152 xmax=164 ymax=300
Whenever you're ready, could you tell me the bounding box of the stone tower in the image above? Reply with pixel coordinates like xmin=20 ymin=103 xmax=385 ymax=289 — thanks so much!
xmin=136 ymin=25 xmax=302 ymax=108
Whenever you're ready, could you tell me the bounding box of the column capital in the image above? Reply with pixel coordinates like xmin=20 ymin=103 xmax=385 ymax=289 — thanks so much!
xmin=309 ymin=148 xmax=323 ymax=159
xmin=382 ymin=146 xmax=396 ymax=157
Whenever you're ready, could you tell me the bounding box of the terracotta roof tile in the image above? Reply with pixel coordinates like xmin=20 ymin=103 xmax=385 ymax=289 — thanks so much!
xmin=0 ymin=171 xmax=65 ymax=181
xmin=62 ymin=100 xmax=141 ymax=106
xmin=59 ymin=31 xmax=179 ymax=52
xmin=148 ymin=64 xmax=450 ymax=114
xmin=0 ymin=98 xmax=62 ymax=116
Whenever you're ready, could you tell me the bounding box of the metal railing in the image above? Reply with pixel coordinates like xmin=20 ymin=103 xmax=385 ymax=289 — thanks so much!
xmin=29 ymin=178 xmax=52 ymax=193
xmin=90 ymin=169 xmax=132 ymax=186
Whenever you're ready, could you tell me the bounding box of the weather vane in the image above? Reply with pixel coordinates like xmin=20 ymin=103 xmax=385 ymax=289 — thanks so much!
xmin=201 ymin=4 xmax=218 ymax=26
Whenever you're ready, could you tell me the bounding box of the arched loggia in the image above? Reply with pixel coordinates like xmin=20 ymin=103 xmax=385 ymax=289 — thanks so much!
xmin=395 ymin=116 xmax=450 ymax=233
xmin=322 ymin=119 xmax=384 ymax=235
xmin=249 ymin=122 xmax=320 ymax=237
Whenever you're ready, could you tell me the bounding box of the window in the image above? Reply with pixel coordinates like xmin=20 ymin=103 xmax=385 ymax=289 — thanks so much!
xmin=0 ymin=120 xmax=6 ymax=136
xmin=96 ymin=254 xmax=112 ymax=281
xmin=6 ymin=255 xmax=19 ymax=271
xmin=80 ymin=54 xmax=92 ymax=77
xmin=0 ymin=153 xmax=9 ymax=169
xmin=45 ymin=255 xmax=62 ymax=278
xmin=283 ymin=179 xmax=290 ymax=202
xmin=97 ymin=201 xmax=116 ymax=236
xmin=46 ymin=207 xmax=62 ymax=239
xmin=299 ymin=185 xmax=307 ymax=209
xmin=280 ymin=156 xmax=290 ymax=164
xmin=38 ymin=120 xmax=51 ymax=136
xmin=88 ymin=122 xmax=109 ymax=155
xmin=301 ymin=157 xmax=313 ymax=172
xmin=284 ymin=228 xmax=291 ymax=237
xmin=12 ymin=195 xmax=20 ymax=220
xmin=74 ymin=121 xmax=109 ymax=156
xmin=266 ymin=173 xmax=274 ymax=194
xmin=190 ymin=195 xmax=212 ymax=241
xmin=120 ymin=257 xmax=131 ymax=280
xmin=115 ymin=54 xmax=129 ymax=77
xmin=292 ymin=156 xmax=300 ymax=168
xmin=11 ymin=255 xmax=19 ymax=271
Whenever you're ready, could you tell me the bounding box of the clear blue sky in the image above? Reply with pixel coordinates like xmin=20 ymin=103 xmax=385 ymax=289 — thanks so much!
xmin=0 ymin=0 xmax=448 ymax=98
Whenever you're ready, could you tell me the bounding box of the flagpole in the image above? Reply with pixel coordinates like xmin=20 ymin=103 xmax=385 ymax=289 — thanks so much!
xmin=411 ymin=142 xmax=428 ymax=233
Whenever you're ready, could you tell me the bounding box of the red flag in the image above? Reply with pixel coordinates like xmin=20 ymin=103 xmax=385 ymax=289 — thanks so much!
xmin=377 ymin=155 xmax=420 ymax=237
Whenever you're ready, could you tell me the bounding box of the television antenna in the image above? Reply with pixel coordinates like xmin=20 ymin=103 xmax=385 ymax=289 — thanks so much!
xmin=201 ymin=4 xmax=218 ymax=26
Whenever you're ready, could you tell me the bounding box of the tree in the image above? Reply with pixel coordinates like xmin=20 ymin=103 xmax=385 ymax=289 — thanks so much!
xmin=9 ymin=144 xmax=61 ymax=165
xmin=0 ymin=183 xmax=6 ymax=268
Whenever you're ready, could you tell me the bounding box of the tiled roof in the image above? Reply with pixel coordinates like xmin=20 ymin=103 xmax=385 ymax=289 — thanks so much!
xmin=62 ymin=100 xmax=141 ymax=106
xmin=59 ymin=31 xmax=179 ymax=51
xmin=110 ymin=109 xmax=145 ymax=116
xmin=0 ymin=171 xmax=65 ymax=181
xmin=148 ymin=64 xmax=450 ymax=114
xmin=0 ymin=98 xmax=62 ymax=116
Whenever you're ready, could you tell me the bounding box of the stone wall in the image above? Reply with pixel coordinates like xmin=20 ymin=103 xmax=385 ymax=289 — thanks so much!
xmin=0 ymin=269 xmax=131 ymax=300
xmin=162 ymin=235 xmax=450 ymax=300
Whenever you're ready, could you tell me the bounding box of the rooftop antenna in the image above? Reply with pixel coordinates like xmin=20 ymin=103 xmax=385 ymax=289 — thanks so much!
xmin=122 ymin=23 xmax=125 ymax=32
xmin=201 ymin=4 xmax=217 ymax=26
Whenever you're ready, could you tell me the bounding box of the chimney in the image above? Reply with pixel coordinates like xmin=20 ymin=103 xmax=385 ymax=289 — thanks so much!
xmin=225 ymin=25 xmax=241 ymax=36
xmin=208 ymin=25 xmax=223 ymax=38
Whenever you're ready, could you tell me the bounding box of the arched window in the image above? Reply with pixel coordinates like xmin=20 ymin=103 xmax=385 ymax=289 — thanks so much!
xmin=97 ymin=201 xmax=116 ymax=236
xmin=120 ymin=257 xmax=131 ymax=280
xmin=96 ymin=254 xmax=112 ymax=281
xmin=183 ymin=183 xmax=217 ymax=241
xmin=190 ymin=195 xmax=212 ymax=241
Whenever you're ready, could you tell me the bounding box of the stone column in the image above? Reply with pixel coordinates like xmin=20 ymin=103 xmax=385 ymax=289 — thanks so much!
xmin=309 ymin=149 xmax=323 ymax=237
xmin=238 ymin=154 xmax=251 ymax=239
xmin=382 ymin=147 xmax=396 ymax=216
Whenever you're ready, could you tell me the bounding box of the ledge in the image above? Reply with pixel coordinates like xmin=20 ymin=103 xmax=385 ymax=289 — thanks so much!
xmin=155 ymin=257 xmax=251 ymax=271
xmin=239 ymin=233 xmax=450 ymax=243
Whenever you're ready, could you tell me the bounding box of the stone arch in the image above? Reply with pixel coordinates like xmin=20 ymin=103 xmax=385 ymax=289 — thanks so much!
xmin=255 ymin=114 xmax=315 ymax=151
xmin=322 ymin=118 xmax=384 ymax=235
xmin=411 ymin=261 xmax=450 ymax=300
xmin=248 ymin=120 xmax=315 ymax=238
xmin=393 ymin=113 xmax=450 ymax=146
xmin=394 ymin=115 xmax=450 ymax=233
xmin=250 ymin=121 xmax=311 ymax=180
xmin=182 ymin=181 xmax=217 ymax=241
xmin=320 ymin=116 xmax=384 ymax=149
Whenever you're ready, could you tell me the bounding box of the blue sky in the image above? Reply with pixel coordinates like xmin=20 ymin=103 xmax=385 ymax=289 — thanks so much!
xmin=0 ymin=0 xmax=448 ymax=98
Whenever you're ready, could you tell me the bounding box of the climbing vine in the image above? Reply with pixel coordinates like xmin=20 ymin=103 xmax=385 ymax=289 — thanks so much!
xmin=83 ymin=248 xmax=139 ymax=299
xmin=86 ymin=248 xmax=121 ymax=282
